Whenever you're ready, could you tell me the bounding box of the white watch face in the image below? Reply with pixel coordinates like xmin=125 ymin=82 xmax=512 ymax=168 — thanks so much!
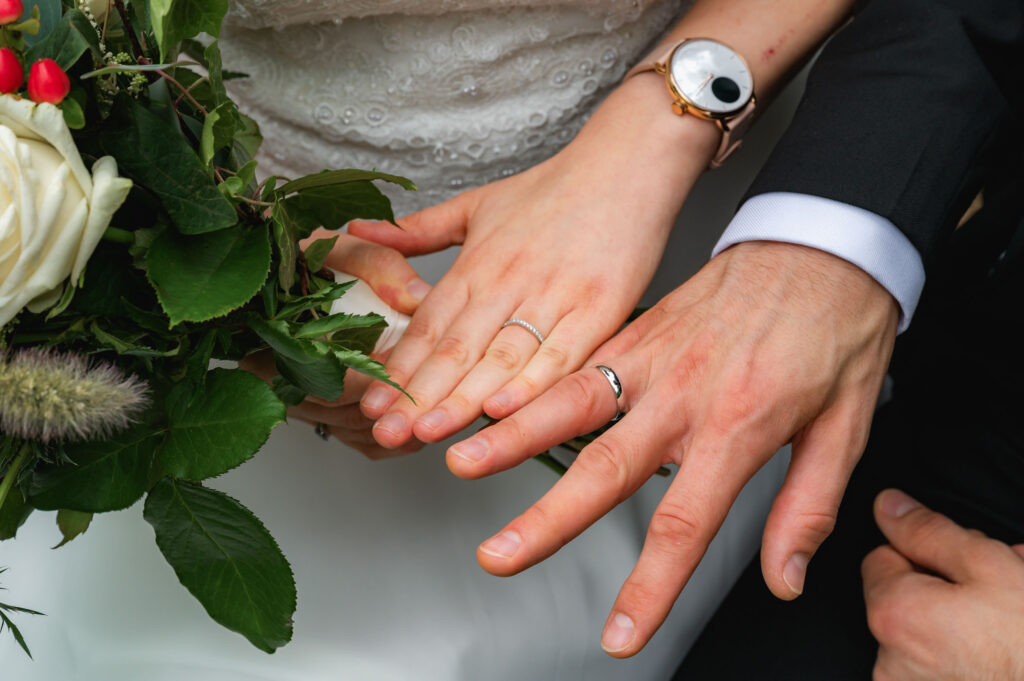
xmin=668 ymin=39 xmax=753 ymax=115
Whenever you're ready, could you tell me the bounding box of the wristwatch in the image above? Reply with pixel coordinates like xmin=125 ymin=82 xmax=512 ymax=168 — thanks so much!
xmin=625 ymin=38 xmax=756 ymax=169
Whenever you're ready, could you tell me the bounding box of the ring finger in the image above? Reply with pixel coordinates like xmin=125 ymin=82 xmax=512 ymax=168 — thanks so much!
xmin=412 ymin=306 xmax=560 ymax=442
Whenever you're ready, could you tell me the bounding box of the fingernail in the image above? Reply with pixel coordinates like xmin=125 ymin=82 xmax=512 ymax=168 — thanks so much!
xmin=480 ymin=530 xmax=520 ymax=558
xmin=450 ymin=438 xmax=488 ymax=462
xmin=362 ymin=387 xmax=390 ymax=414
xmin=374 ymin=412 xmax=406 ymax=437
xmin=783 ymin=553 xmax=810 ymax=596
xmin=407 ymin=277 xmax=431 ymax=302
xmin=417 ymin=409 xmax=447 ymax=431
xmin=880 ymin=489 xmax=921 ymax=518
xmin=601 ymin=613 xmax=635 ymax=653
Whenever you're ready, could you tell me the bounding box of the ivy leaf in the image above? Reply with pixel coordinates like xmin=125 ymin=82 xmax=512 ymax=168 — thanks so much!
xmin=29 ymin=424 xmax=161 ymax=513
xmin=100 ymin=99 xmax=237 ymax=235
xmin=278 ymin=183 xmax=398 ymax=230
xmin=0 ymin=486 xmax=32 ymax=541
xmin=150 ymin=0 xmax=229 ymax=62
xmin=24 ymin=8 xmax=92 ymax=70
xmin=159 ymin=369 xmax=285 ymax=481
xmin=147 ymin=225 xmax=271 ymax=327
xmin=53 ymin=509 xmax=93 ymax=549
xmin=277 ymin=169 xmax=417 ymax=194
xmin=204 ymin=40 xmax=228 ymax=106
xmin=200 ymin=101 xmax=238 ymax=167
xmin=143 ymin=478 xmax=296 ymax=652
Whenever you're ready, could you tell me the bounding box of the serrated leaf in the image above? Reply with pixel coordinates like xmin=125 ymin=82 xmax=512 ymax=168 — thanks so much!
xmin=143 ymin=478 xmax=296 ymax=652
xmin=150 ymin=0 xmax=229 ymax=62
xmin=293 ymin=312 xmax=385 ymax=340
xmin=273 ymin=280 xmax=354 ymax=320
xmin=246 ymin=316 xmax=348 ymax=401
xmin=277 ymin=169 xmax=417 ymax=194
xmin=29 ymin=425 xmax=160 ymax=513
xmin=100 ymin=99 xmax=237 ymax=235
xmin=147 ymin=225 xmax=271 ymax=326
xmin=270 ymin=376 xmax=306 ymax=406
xmin=53 ymin=509 xmax=93 ymax=549
xmin=160 ymin=369 xmax=285 ymax=480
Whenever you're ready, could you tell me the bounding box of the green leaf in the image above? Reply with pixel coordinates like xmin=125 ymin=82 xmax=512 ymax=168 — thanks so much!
xmin=160 ymin=368 xmax=285 ymax=480
xmin=0 ymin=486 xmax=33 ymax=541
xmin=100 ymin=99 xmax=237 ymax=235
xmin=278 ymin=183 xmax=398 ymax=231
xmin=53 ymin=509 xmax=93 ymax=549
xmin=29 ymin=425 xmax=161 ymax=513
xmin=200 ymin=101 xmax=237 ymax=167
xmin=270 ymin=376 xmax=305 ymax=407
xmin=24 ymin=1 xmax=58 ymax=46
xmin=246 ymin=316 xmax=348 ymax=401
xmin=59 ymin=98 xmax=85 ymax=129
xmin=277 ymin=169 xmax=417 ymax=194
xmin=143 ymin=478 xmax=296 ymax=652
xmin=147 ymin=224 xmax=271 ymax=326
xmin=274 ymin=280 xmax=354 ymax=320
xmin=150 ymin=0 xmax=229 ymax=62
xmin=204 ymin=40 xmax=228 ymax=105
xmin=302 ymin=235 xmax=338 ymax=274
xmin=24 ymin=9 xmax=92 ymax=70
xmin=293 ymin=312 xmax=385 ymax=340
xmin=331 ymin=347 xmax=401 ymax=387
xmin=271 ymin=203 xmax=302 ymax=292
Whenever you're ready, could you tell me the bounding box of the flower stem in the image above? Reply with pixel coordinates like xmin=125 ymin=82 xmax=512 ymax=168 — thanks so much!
xmin=102 ymin=226 xmax=134 ymax=244
xmin=0 ymin=443 xmax=31 ymax=513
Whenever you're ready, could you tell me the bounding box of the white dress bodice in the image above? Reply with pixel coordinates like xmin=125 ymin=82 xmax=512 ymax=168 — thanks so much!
xmin=221 ymin=0 xmax=687 ymax=214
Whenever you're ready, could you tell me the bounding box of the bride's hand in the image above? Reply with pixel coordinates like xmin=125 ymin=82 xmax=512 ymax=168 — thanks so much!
xmin=444 ymin=242 xmax=898 ymax=656
xmin=349 ymin=76 xmax=719 ymax=448
xmin=240 ymin=231 xmax=430 ymax=459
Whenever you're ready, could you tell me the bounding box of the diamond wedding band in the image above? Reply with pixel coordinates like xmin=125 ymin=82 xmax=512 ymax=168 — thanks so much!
xmin=596 ymin=365 xmax=626 ymax=421
xmin=502 ymin=318 xmax=545 ymax=344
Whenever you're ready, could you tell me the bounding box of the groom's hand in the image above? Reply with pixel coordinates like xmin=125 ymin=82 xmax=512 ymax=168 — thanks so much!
xmin=445 ymin=241 xmax=898 ymax=656
xmin=863 ymin=490 xmax=1024 ymax=681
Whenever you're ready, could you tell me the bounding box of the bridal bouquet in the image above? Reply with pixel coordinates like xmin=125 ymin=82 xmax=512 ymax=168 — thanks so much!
xmin=0 ymin=0 xmax=415 ymax=656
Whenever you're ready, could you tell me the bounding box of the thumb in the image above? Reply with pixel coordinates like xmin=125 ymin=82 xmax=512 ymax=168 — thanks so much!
xmin=1013 ymin=544 xmax=1024 ymax=561
xmin=310 ymin=231 xmax=431 ymax=315
xmin=760 ymin=401 xmax=868 ymax=599
xmin=348 ymin=190 xmax=475 ymax=256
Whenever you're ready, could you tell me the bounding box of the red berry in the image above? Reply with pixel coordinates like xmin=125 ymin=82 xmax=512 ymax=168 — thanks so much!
xmin=0 ymin=48 xmax=22 ymax=93
xmin=0 ymin=0 xmax=23 ymax=25
xmin=28 ymin=59 xmax=70 ymax=105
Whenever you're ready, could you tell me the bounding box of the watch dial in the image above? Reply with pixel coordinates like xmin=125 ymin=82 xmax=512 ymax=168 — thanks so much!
xmin=668 ymin=39 xmax=753 ymax=115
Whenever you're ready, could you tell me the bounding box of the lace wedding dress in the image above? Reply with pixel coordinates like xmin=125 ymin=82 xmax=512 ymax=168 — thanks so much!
xmin=1 ymin=1 xmax=801 ymax=678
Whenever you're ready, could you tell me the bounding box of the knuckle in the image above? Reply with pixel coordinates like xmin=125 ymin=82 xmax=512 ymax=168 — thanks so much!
xmin=574 ymin=440 xmax=628 ymax=491
xmin=866 ymin=598 xmax=904 ymax=643
xmin=435 ymin=335 xmax=471 ymax=365
xmin=538 ymin=341 xmax=573 ymax=372
xmin=647 ymin=503 xmax=704 ymax=554
xmin=484 ymin=341 xmax=522 ymax=372
xmin=794 ymin=509 xmax=838 ymax=546
xmin=559 ymin=373 xmax=602 ymax=418
xmin=405 ymin=315 xmax=440 ymax=347
xmin=443 ymin=391 xmax=473 ymax=414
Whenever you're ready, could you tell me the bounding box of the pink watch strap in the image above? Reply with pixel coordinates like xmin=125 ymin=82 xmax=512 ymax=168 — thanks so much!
xmin=625 ymin=40 xmax=756 ymax=169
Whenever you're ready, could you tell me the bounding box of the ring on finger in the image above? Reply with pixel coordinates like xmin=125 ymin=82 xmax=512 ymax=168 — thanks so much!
xmin=314 ymin=422 xmax=331 ymax=441
xmin=502 ymin=318 xmax=545 ymax=344
xmin=595 ymin=365 xmax=626 ymax=422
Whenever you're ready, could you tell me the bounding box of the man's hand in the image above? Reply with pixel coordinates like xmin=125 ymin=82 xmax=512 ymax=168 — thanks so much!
xmin=863 ymin=490 xmax=1024 ymax=681
xmin=444 ymin=241 xmax=899 ymax=655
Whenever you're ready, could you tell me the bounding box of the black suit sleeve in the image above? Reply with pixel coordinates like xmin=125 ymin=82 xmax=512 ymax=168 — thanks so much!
xmin=746 ymin=0 xmax=1024 ymax=267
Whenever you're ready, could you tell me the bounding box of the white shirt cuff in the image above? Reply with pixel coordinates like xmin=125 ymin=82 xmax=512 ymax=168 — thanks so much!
xmin=712 ymin=192 xmax=925 ymax=333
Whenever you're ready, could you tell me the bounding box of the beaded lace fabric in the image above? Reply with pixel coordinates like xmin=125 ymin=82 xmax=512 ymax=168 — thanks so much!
xmin=222 ymin=0 xmax=688 ymax=215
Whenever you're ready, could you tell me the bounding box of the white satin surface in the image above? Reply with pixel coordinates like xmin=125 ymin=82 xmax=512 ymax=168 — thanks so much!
xmin=0 ymin=0 xmax=814 ymax=676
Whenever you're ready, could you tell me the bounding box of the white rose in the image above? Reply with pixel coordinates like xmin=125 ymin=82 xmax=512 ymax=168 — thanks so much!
xmin=0 ymin=95 xmax=132 ymax=329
